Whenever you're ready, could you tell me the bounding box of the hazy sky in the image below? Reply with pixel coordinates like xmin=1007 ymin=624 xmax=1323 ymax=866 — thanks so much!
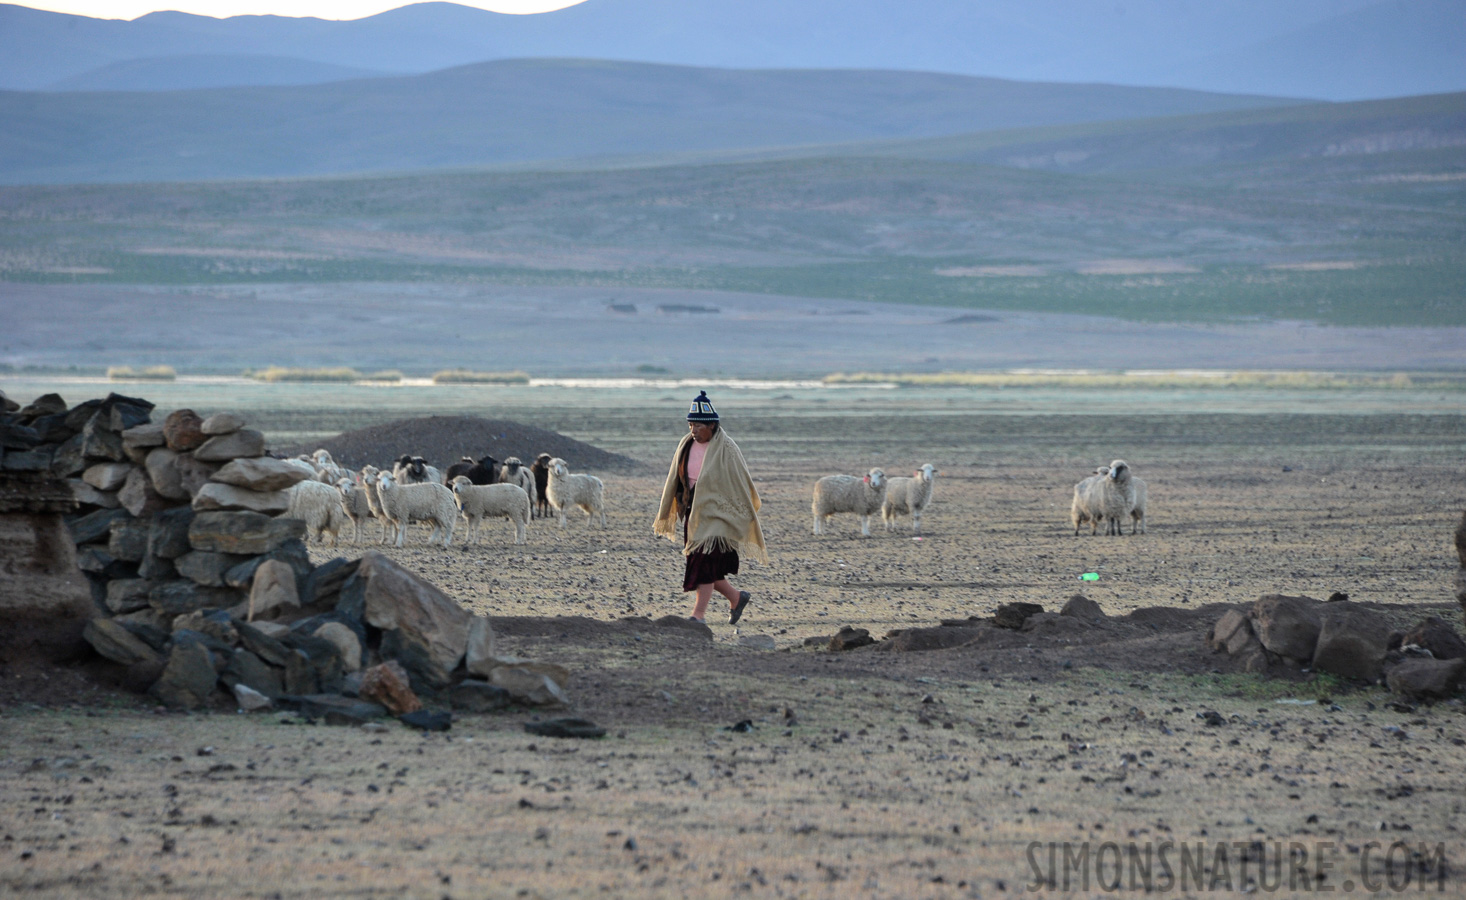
xmin=21 ymin=0 xmax=583 ymax=19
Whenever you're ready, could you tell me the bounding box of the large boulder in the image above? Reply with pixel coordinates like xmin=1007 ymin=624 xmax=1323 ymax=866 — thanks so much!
xmin=1400 ymin=617 xmax=1466 ymax=661
xmin=1386 ymin=658 xmax=1466 ymax=701
xmin=221 ymin=649 xmax=284 ymax=699
xmin=149 ymin=641 xmax=220 ymax=709
xmin=80 ymin=416 xmax=125 ymax=461
xmin=247 ymin=559 xmax=301 ymax=621
xmin=96 ymin=393 xmax=154 ymax=432
xmin=121 ymin=422 xmax=166 ymax=455
xmin=192 ymin=429 xmax=266 ymax=462
xmin=191 ymin=482 xmax=292 ymax=514
xmin=1311 ymin=604 xmax=1392 ymax=681
xmin=358 ymin=660 xmax=422 ymax=715
xmin=1249 ymin=594 xmax=1324 ymax=662
xmin=83 ymin=617 xmax=161 ymax=666
xmin=18 ymin=393 xmax=67 ymax=419
xmin=143 ymin=447 xmax=190 ymax=501
xmin=313 ymin=622 xmax=362 ymax=672
xmin=211 ymin=456 xmax=313 ymax=493
xmin=163 ymin=409 xmax=207 ymax=452
xmin=48 ymin=433 xmax=87 ymax=478
xmin=1208 ymin=608 xmax=1251 ymax=653
xmin=189 ymin=511 xmax=305 ymax=555
xmin=350 ymin=551 xmax=471 ymax=688
xmin=224 ymin=539 xmax=310 ymax=591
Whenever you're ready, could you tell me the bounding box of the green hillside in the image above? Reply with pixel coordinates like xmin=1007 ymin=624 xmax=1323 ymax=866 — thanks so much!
xmin=1 ymin=93 xmax=1462 ymax=327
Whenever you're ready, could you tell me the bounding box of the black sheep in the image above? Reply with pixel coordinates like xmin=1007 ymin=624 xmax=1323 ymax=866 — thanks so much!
xmin=531 ymin=453 xmax=553 ymax=519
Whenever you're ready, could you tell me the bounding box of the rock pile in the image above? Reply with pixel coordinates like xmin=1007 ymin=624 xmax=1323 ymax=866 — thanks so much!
xmin=4 ymin=391 xmax=569 ymax=721
xmin=1209 ymin=593 xmax=1465 ymax=700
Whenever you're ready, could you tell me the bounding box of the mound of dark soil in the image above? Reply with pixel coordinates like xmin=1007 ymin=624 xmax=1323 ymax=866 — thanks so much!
xmin=280 ymin=416 xmax=642 ymax=473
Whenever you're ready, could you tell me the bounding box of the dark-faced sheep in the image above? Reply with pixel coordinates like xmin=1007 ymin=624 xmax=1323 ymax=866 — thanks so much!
xmin=392 ymin=454 xmax=443 ymax=486
xmin=497 ymin=456 xmax=538 ymax=511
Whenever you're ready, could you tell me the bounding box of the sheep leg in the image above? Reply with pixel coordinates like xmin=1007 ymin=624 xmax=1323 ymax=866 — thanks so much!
xmin=911 ymin=511 xmax=922 ymax=534
xmin=859 ymin=515 xmax=871 ymax=536
xmin=812 ymin=513 xmax=822 ymax=535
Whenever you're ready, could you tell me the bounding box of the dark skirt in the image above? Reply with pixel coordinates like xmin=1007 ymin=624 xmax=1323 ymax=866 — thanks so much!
xmin=683 ymin=546 xmax=740 ymax=592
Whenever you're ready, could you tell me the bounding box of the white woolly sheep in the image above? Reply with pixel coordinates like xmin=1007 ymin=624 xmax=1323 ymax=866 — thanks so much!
xmin=336 ymin=476 xmax=383 ymax=544
xmin=312 ymin=449 xmax=348 ymax=484
xmin=497 ymin=456 xmax=538 ymax=511
xmin=1073 ymin=459 xmax=1138 ymax=537
xmin=546 ymin=457 xmax=605 ymax=528
xmin=1128 ymin=474 xmax=1148 ymax=534
xmin=812 ymin=468 xmax=887 ymax=536
xmin=1070 ymin=465 xmax=1109 ymax=536
xmin=283 ymin=478 xmax=348 ymax=546
xmin=356 ymin=464 xmax=394 ymax=544
xmin=881 ymin=463 xmax=937 ymax=533
xmin=375 ymin=471 xmax=457 ymax=548
xmin=450 ymin=476 xmax=531 ymax=544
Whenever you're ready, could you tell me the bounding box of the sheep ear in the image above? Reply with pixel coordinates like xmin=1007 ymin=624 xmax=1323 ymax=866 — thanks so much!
xmin=863 ymin=475 xmax=870 ymax=483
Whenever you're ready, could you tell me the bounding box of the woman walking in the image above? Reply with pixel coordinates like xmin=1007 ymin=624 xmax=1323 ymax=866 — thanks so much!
xmin=654 ymin=390 xmax=767 ymax=624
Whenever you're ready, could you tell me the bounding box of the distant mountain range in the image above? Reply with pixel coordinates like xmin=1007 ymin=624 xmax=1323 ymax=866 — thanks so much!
xmin=3 ymin=0 xmax=1463 ymax=100
xmin=0 ymin=60 xmax=1306 ymax=184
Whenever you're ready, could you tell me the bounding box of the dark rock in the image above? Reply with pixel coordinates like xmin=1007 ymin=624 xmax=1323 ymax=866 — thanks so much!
xmin=302 ymin=557 xmax=360 ymax=606
xmin=282 ymin=634 xmax=344 ymax=695
xmin=399 ymin=710 xmax=452 ymax=732
xmin=80 ymin=415 xmax=125 ymax=461
xmin=148 ymin=506 xmax=196 ymax=560
xmin=829 ymin=625 xmax=875 ymax=651
xmin=0 ymin=421 xmax=39 ymax=450
xmin=175 ymin=550 xmax=252 ymax=587
xmin=18 ymin=393 xmax=67 ymax=419
xmin=1250 ymin=594 xmax=1323 ymax=662
xmin=63 ymin=399 xmax=104 ymax=433
xmin=83 ymin=618 xmax=161 ymax=667
xmin=149 ymin=580 xmax=244 ymax=616
xmin=235 ymin=621 xmax=291 ymax=667
xmin=149 ymin=641 xmax=220 ymax=709
xmin=993 ymin=602 xmax=1045 ymax=630
xmin=289 ymin=612 xmax=367 ymax=652
xmin=137 ymin=553 xmax=177 ymax=581
xmin=171 ymin=628 xmax=233 ymax=666
xmin=1386 ymin=658 xmax=1466 ymax=701
xmin=1059 ymin=594 xmax=1106 ymax=622
xmin=114 ymin=618 xmax=171 ymax=654
xmin=173 ymin=609 xmax=239 ymax=647
xmin=222 ymin=649 xmax=284 ymax=700
xmin=107 ymin=517 xmax=151 ymax=562
xmin=98 ymin=393 xmax=153 ymax=432
xmin=524 ymin=717 xmax=604 ymax=739
xmin=105 ymin=577 xmax=155 ymax=614
xmin=2 ymin=448 xmax=53 ymax=472
xmin=163 ymin=409 xmax=207 ymax=452
xmin=143 ymin=448 xmax=190 ymax=501
xmin=76 ymin=544 xmax=134 ymax=579
xmin=223 ymin=539 xmax=311 ymax=591
xmin=1312 ymin=603 xmax=1392 ymax=681
xmin=652 ymin=614 xmax=714 ymax=638
xmin=1402 ymin=617 xmax=1466 ymax=661
xmin=31 ymin=413 xmax=77 ymax=444
xmin=448 ymin=680 xmax=514 ymax=712
xmin=876 ymin=626 xmax=981 ymax=652
xmin=189 ymin=511 xmax=305 ymax=555
xmin=49 ymin=433 xmax=87 ymax=478
xmin=286 ymin=694 xmax=387 ymax=726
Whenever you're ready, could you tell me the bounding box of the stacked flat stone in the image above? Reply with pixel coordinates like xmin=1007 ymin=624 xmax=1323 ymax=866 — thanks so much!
xmin=10 ymin=391 xmax=556 ymax=717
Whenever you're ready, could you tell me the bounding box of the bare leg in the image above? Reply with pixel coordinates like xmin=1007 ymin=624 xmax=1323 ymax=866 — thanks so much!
xmin=711 ymin=578 xmax=740 ymax=609
xmin=691 ymin=584 xmax=714 ymax=621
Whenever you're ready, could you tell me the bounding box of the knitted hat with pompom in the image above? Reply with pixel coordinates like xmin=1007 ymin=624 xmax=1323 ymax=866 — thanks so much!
xmin=686 ymin=390 xmax=719 ymax=422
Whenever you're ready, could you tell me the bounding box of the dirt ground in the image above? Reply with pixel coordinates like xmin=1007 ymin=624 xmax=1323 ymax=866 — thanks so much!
xmin=4 ymin=407 xmax=1466 ymax=898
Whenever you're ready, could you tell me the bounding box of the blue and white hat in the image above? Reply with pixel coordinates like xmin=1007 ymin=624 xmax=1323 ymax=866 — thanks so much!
xmin=686 ymin=390 xmax=719 ymax=422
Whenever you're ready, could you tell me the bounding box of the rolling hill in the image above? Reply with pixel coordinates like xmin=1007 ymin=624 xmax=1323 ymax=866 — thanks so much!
xmin=0 ymin=60 xmax=1304 ymax=185
xmin=2 ymin=0 xmax=1461 ymax=100
xmin=44 ymin=54 xmax=387 ymax=91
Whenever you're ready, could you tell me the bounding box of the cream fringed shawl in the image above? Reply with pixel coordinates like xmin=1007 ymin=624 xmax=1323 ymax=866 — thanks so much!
xmin=653 ymin=430 xmax=768 ymax=564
